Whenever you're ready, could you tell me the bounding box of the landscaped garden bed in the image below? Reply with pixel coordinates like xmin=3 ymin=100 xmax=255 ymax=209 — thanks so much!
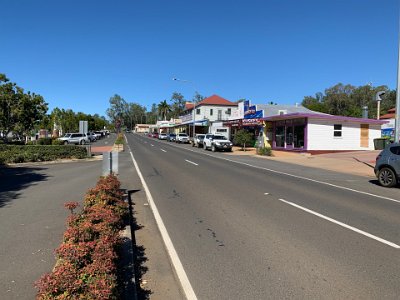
xmin=0 ymin=145 xmax=88 ymax=164
xmin=35 ymin=174 xmax=128 ymax=299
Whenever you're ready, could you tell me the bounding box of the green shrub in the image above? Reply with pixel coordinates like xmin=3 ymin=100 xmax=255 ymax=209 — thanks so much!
xmin=233 ymin=129 xmax=254 ymax=150
xmin=51 ymin=139 xmax=65 ymax=145
xmin=0 ymin=145 xmax=87 ymax=164
xmin=114 ymin=133 xmax=124 ymax=145
xmin=257 ymin=147 xmax=272 ymax=156
xmin=37 ymin=138 xmax=53 ymax=145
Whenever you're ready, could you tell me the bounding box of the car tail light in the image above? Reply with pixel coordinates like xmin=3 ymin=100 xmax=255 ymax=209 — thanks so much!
xmin=376 ymin=154 xmax=382 ymax=162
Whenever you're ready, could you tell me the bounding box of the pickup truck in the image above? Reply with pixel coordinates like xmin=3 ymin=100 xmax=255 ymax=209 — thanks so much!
xmin=203 ymin=134 xmax=233 ymax=152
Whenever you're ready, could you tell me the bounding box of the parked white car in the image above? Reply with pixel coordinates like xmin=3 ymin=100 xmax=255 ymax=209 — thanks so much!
xmin=158 ymin=133 xmax=168 ymax=140
xmin=203 ymin=134 xmax=233 ymax=152
xmin=176 ymin=133 xmax=189 ymax=143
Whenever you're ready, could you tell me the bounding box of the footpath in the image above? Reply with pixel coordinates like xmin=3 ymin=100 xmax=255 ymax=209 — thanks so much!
xmin=229 ymin=147 xmax=379 ymax=178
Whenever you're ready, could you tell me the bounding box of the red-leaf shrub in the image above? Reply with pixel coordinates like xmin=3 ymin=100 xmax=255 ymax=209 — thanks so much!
xmin=35 ymin=174 xmax=128 ymax=299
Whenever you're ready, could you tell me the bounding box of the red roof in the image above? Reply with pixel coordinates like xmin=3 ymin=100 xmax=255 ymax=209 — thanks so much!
xmin=380 ymin=113 xmax=395 ymax=119
xmin=380 ymin=107 xmax=395 ymax=119
xmin=185 ymin=102 xmax=194 ymax=110
xmin=197 ymin=94 xmax=237 ymax=107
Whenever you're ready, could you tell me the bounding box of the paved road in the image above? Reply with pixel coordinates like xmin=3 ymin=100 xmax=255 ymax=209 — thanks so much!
xmin=0 ymin=159 xmax=103 ymax=299
xmin=127 ymin=133 xmax=400 ymax=299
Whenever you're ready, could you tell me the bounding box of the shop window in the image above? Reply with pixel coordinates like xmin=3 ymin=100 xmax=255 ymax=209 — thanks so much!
xmin=210 ymin=109 xmax=213 ymax=116
xmin=275 ymin=126 xmax=285 ymax=147
xmin=196 ymin=108 xmax=200 ymax=115
xmin=218 ymin=110 xmax=222 ymax=120
xmin=334 ymin=124 xmax=342 ymax=137
xmin=286 ymin=126 xmax=293 ymax=145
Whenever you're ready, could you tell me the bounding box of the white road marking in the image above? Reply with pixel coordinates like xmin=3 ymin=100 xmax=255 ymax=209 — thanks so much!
xmin=150 ymin=144 xmax=154 ymax=147
xmin=161 ymin=149 xmax=167 ymax=152
xmin=181 ymin=148 xmax=400 ymax=204
xmin=264 ymin=192 xmax=270 ymax=195
xmin=128 ymin=149 xmax=198 ymax=300
xmin=132 ymin=133 xmax=400 ymax=205
xmin=185 ymin=159 xmax=198 ymax=166
xmin=278 ymin=198 xmax=400 ymax=249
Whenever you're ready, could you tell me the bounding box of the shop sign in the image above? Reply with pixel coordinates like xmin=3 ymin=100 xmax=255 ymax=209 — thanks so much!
xmin=242 ymin=118 xmax=263 ymax=126
xmin=180 ymin=113 xmax=193 ymax=123
xmin=244 ymin=102 xmax=263 ymax=119
xmin=223 ymin=119 xmax=242 ymax=127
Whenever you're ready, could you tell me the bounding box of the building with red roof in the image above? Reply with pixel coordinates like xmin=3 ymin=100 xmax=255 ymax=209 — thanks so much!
xmin=177 ymin=94 xmax=238 ymax=137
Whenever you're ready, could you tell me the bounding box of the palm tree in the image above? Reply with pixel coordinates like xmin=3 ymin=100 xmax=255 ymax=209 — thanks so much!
xmin=158 ymin=100 xmax=171 ymax=121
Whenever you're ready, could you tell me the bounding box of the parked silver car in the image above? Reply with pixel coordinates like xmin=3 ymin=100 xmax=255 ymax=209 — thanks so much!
xmin=374 ymin=143 xmax=400 ymax=187
xmin=58 ymin=133 xmax=89 ymax=145
xmin=192 ymin=134 xmax=205 ymax=148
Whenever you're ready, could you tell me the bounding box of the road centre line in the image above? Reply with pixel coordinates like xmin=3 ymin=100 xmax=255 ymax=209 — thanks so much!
xmin=278 ymin=198 xmax=400 ymax=249
xmin=161 ymin=149 xmax=167 ymax=152
xmin=185 ymin=159 xmax=198 ymax=166
xmin=127 ymin=147 xmax=198 ymax=300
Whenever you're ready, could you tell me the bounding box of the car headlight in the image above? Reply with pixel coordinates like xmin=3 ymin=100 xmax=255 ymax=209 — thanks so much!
xmin=215 ymin=142 xmax=221 ymax=145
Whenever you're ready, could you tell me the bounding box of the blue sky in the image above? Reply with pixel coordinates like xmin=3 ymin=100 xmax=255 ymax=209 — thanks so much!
xmin=1 ymin=0 xmax=398 ymax=117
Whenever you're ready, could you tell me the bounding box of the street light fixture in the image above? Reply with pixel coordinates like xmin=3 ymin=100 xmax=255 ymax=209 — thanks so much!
xmin=172 ymin=78 xmax=199 ymax=141
xmin=375 ymin=91 xmax=386 ymax=120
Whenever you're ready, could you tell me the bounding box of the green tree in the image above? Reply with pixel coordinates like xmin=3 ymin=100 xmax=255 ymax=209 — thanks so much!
xmin=192 ymin=92 xmax=205 ymax=104
xmin=170 ymin=92 xmax=186 ymax=117
xmin=233 ymin=129 xmax=253 ymax=151
xmin=0 ymin=74 xmax=48 ymax=139
xmin=127 ymin=103 xmax=146 ymax=128
xmin=107 ymin=94 xmax=127 ymax=131
xmin=158 ymin=100 xmax=171 ymax=121
xmin=302 ymin=83 xmax=396 ymax=118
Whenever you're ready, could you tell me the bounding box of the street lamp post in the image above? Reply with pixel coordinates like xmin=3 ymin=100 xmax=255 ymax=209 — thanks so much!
xmin=172 ymin=78 xmax=198 ymax=141
xmin=396 ymin=24 xmax=400 ymax=142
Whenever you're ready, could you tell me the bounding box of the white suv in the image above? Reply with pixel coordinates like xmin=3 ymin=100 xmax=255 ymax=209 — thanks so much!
xmin=58 ymin=133 xmax=89 ymax=145
xmin=176 ymin=133 xmax=189 ymax=143
xmin=203 ymin=134 xmax=233 ymax=152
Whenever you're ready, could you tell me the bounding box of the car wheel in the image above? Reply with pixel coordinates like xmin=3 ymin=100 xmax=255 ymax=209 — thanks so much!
xmin=378 ymin=167 xmax=397 ymax=188
xmin=212 ymin=145 xmax=216 ymax=152
xmin=204 ymin=144 xmax=207 ymax=150
xmin=197 ymin=144 xmax=200 ymax=148
xmin=80 ymin=140 xmax=84 ymax=145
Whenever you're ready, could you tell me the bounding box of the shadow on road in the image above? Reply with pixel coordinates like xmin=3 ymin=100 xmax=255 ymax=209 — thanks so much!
xmin=0 ymin=166 xmax=49 ymax=208
xmin=119 ymin=188 xmax=151 ymax=300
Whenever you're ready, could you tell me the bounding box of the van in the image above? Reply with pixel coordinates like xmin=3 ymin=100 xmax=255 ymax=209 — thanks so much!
xmin=213 ymin=128 xmax=229 ymax=140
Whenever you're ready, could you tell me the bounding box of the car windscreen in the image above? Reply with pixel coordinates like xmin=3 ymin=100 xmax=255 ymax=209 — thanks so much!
xmin=169 ymin=134 xmax=176 ymax=136
xmin=213 ymin=135 xmax=227 ymax=140
xmin=179 ymin=134 xmax=188 ymax=137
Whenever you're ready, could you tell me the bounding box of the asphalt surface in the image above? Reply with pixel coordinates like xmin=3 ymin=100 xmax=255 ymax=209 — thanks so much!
xmin=0 ymin=134 xmax=185 ymax=300
xmin=127 ymin=133 xmax=400 ymax=299
xmin=0 ymin=159 xmax=104 ymax=299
